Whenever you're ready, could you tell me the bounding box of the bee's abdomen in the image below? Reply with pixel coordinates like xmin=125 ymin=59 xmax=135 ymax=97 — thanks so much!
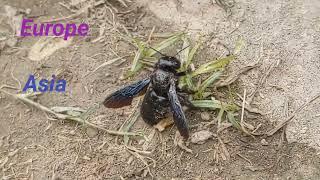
xmin=140 ymin=88 xmax=169 ymax=125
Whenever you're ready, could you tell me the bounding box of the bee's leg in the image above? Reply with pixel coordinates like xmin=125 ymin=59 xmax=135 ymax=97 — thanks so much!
xmin=177 ymin=92 xmax=197 ymax=110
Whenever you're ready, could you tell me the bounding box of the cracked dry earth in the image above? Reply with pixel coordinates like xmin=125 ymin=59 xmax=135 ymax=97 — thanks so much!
xmin=1 ymin=0 xmax=320 ymax=179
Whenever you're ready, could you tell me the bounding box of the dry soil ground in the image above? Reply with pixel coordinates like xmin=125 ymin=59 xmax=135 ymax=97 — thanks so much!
xmin=1 ymin=0 xmax=320 ymax=179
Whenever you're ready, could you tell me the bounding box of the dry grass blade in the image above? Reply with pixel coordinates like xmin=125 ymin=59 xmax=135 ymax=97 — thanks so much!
xmin=239 ymin=89 xmax=253 ymax=136
xmin=216 ymin=64 xmax=257 ymax=87
xmin=127 ymin=149 xmax=153 ymax=178
xmin=51 ymin=106 xmax=85 ymax=117
xmin=84 ymin=56 xmax=127 ymax=77
xmin=0 ymin=89 xmax=144 ymax=137
xmin=217 ymin=137 xmax=230 ymax=161
xmin=117 ymin=0 xmax=128 ymax=7
xmin=125 ymin=145 xmax=151 ymax=155
xmin=123 ymin=111 xmax=140 ymax=145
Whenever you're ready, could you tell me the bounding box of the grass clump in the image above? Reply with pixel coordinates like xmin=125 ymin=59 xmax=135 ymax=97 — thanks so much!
xmin=125 ymin=32 xmax=246 ymax=133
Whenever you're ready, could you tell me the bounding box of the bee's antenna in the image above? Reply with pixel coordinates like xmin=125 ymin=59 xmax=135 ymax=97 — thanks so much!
xmin=175 ymin=45 xmax=190 ymax=57
xmin=149 ymin=46 xmax=166 ymax=57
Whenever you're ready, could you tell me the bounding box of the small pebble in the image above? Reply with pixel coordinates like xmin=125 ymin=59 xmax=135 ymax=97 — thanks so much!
xmin=86 ymin=127 xmax=98 ymax=138
xmin=261 ymin=139 xmax=268 ymax=146
xmin=69 ymin=130 xmax=75 ymax=135
xmin=82 ymin=155 xmax=91 ymax=160
xmin=191 ymin=130 xmax=213 ymax=144
xmin=200 ymin=112 xmax=211 ymax=121
xmin=25 ymin=8 xmax=31 ymax=14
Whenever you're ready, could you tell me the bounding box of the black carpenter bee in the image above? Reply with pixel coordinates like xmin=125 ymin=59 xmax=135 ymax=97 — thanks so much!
xmin=103 ymin=48 xmax=193 ymax=139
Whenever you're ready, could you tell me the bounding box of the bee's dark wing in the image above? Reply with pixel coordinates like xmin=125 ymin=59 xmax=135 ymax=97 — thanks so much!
xmin=103 ymin=78 xmax=150 ymax=108
xmin=168 ymin=79 xmax=189 ymax=139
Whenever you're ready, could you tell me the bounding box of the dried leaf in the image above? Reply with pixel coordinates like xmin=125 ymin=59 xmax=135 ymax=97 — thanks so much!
xmin=153 ymin=117 xmax=173 ymax=132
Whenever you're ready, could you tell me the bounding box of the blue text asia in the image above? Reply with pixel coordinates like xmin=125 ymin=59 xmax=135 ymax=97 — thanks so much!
xmin=23 ymin=75 xmax=66 ymax=92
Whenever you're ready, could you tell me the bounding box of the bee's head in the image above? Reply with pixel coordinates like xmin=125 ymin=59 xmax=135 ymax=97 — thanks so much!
xmin=156 ymin=56 xmax=181 ymax=72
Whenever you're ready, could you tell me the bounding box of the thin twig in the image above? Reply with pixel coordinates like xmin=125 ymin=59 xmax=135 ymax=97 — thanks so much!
xmin=240 ymin=89 xmax=246 ymax=131
xmin=236 ymin=153 xmax=253 ymax=166
xmin=10 ymin=64 xmax=21 ymax=90
xmin=127 ymin=149 xmax=153 ymax=178
xmin=247 ymin=57 xmax=278 ymax=104
xmin=147 ymin=26 xmax=156 ymax=43
xmin=125 ymin=145 xmax=151 ymax=155
xmin=115 ymin=98 xmax=141 ymax=144
xmin=217 ymin=137 xmax=230 ymax=161
xmin=266 ymin=93 xmax=320 ymax=136
xmin=239 ymin=89 xmax=253 ymax=136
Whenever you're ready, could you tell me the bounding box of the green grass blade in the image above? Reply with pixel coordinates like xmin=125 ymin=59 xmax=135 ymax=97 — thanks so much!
xmin=185 ymin=74 xmax=195 ymax=91
xmin=180 ymin=36 xmax=190 ymax=69
xmin=144 ymin=33 xmax=184 ymax=57
xmin=178 ymin=77 xmax=187 ymax=89
xmin=186 ymin=38 xmax=201 ymax=69
xmin=226 ymin=111 xmax=241 ymax=130
xmin=199 ymin=71 xmax=222 ymax=92
xmin=130 ymin=39 xmax=145 ymax=70
xmin=194 ymin=71 xmax=222 ymax=99
xmin=191 ymin=99 xmax=224 ymax=110
xmin=217 ymin=108 xmax=225 ymax=122
xmin=191 ymin=55 xmax=235 ymax=77
xmin=191 ymin=99 xmax=238 ymax=111
xmin=234 ymin=36 xmax=245 ymax=55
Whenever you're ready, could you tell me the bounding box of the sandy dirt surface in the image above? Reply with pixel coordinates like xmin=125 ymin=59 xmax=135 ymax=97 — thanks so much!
xmin=1 ymin=0 xmax=320 ymax=179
